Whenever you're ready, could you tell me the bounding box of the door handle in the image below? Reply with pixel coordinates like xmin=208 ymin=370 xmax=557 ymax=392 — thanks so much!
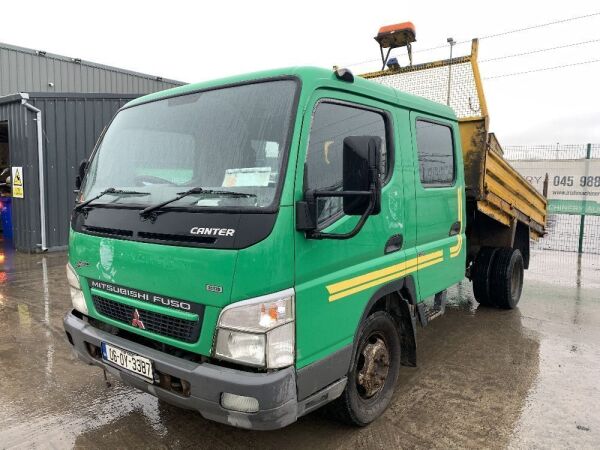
xmin=384 ymin=234 xmax=403 ymax=254
xmin=449 ymin=221 xmax=461 ymax=236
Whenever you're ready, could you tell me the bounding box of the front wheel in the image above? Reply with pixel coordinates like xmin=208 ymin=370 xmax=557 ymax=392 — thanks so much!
xmin=329 ymin=311 xmax=401 ymax=426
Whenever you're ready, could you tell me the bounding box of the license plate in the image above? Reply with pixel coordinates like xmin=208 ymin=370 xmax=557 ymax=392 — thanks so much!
xmin=101 ymin=342 xmax=154 ymax=381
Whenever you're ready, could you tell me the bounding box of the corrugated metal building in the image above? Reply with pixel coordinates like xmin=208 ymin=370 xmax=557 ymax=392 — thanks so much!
xmin=1 ymin=42 xmax=181 ymax=96
xmin=0 ymin=42 xmax=185 ymax=252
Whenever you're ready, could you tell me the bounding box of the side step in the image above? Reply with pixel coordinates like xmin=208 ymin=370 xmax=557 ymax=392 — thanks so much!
xmin=417 ymin=290 xmax=447 ymax=327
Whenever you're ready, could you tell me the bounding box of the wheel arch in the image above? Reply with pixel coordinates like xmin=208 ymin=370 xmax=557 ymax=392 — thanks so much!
xmin=514 ymin=221 xmax=530 ymax=269
xmin=351 ymin=275 xmax=418 ymax=368
xmin=296 ymin=276 xmax=418 ymax=402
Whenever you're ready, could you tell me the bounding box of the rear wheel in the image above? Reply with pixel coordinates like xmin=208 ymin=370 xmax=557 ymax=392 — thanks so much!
xmin=490 ymin=248 xmax=524 ymax=309
xmin=329 ymin=311 xmax=401 ymax=426
xmin=472 ymin=247 xmax=498 ymax=306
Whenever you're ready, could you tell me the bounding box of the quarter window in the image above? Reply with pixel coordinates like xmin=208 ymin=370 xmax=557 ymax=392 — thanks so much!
xmin=415 ymin=120 xmax=455 ymax=186
xmin=305 ymin=102 xmax=389 ymax=225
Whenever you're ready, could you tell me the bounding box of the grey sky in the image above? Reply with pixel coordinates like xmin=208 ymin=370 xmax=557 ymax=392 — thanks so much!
xmin=1 ymin=0 xmax=599 ymax=145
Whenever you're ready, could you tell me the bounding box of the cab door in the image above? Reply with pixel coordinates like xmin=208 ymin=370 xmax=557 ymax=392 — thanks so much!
xmin=410 ymin=113 xmax=465 ymax=300
xmin=293 ymin=90 xmax=410 ymax=369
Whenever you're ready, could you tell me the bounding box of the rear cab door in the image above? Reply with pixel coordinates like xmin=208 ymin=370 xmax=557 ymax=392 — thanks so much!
xmin=410 ymin=112 xmax=465 ymax=300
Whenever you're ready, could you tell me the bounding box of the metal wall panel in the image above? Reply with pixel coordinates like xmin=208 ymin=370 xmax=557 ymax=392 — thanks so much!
xmin=0 ymin=99 xmax=41 ymax=251
xmin=0 ymin=42 xmax=184 ymax=97
xmin=0 ymin=93 xmax=138 ymax=252
xmin=35 ymin=94 xmax=138 ymax=250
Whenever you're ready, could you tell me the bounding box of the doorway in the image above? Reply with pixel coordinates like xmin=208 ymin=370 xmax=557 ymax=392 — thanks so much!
xmin=0 ymin=121 xmax=13 ymax=246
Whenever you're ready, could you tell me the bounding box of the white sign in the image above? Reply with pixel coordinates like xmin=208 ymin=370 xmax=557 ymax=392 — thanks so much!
xmin=511 ymin=159 xmax=600 ymax=215
xmin=222 ymin=167 xmax=271 ymax=187
xmin=11 ymin=166 xmax=23 ymax=198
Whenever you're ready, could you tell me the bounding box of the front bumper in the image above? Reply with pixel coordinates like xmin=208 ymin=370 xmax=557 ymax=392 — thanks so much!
xmin=63 ymin=310 xmax=298 ymax=430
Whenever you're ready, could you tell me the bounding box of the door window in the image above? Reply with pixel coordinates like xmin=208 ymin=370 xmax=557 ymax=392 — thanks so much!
xmin=415 ymin=120 xmax=455 ymax=186
xmin=305 ymin=102 xmax=389 ymax=225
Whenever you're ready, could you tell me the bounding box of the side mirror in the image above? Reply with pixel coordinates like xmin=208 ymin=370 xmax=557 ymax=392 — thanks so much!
xmin=296 ymin=135 xmax=382 ymax=240
xmin=75 ymin=159 xmax=88 ymax=190
xmin=343 ymin=136 xmax=382 ymax=216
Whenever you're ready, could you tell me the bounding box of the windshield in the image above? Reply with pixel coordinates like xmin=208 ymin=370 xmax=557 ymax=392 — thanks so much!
xmin=80 ymin=79 xmax=297 ymax=210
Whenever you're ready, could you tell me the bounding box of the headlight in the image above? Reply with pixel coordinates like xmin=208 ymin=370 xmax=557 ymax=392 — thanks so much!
xmin=214 ymin=289 xmax=294 ymax=369
xmin=66 ymin=263 xmax=88 ymax=315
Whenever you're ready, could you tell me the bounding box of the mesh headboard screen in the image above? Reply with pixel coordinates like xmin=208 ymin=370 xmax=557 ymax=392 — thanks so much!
xmin=362 ymin=55 xmax=483 ymax=119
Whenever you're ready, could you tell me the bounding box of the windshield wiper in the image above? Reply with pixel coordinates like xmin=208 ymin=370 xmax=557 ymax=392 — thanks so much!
xmin=74 ymin=187 xmax=150 ymax=212
xmin=139 ymin=187 xmax=256 ymax=217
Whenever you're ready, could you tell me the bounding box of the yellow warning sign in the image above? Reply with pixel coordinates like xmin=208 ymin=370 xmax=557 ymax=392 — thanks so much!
xmin=12 ymin=166 xmax=23 ymax=198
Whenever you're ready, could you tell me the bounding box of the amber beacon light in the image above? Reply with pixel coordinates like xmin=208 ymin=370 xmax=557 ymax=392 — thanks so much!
xmin=374 ymin=21 xmax=416 ymax=69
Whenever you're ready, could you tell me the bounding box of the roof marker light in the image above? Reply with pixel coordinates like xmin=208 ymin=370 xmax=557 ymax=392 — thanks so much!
xmin=334 ymin=67 xmax=354 ymax=83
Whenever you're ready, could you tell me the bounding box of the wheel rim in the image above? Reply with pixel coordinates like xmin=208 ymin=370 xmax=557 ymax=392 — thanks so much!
xmin=356 ymin=333 xmax=390 ymax=399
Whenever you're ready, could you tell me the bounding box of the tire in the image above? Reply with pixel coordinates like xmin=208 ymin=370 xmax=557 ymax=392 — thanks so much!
xmin=472 ymin=247 xmax=498 ymax=307
xmin=328 ymin=311 xmax=401 ymax=426
xmin=489 ymin=248 xmax=524 ymax=309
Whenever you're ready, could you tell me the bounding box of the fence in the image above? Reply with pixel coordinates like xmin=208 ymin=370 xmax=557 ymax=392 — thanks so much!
xmin=504 ymin=143 xmax=600 ymax=255
xmin=359 ymin=38 xmax=599 ymax=257
xmin=503 ymin=144 xmax=600 ymax=160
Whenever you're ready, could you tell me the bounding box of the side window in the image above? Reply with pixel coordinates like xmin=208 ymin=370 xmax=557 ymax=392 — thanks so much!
xmin=415 ymin=120 xmax=455 ymax=186
xmin=305 ymin=101 xmax=389 ymax=225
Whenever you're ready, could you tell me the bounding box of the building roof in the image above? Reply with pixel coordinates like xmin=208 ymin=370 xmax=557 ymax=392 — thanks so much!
xmin=0 ymin=91 xmax=142 ymax=107
xmin=0 ymin=41 xmax=185 ymax=97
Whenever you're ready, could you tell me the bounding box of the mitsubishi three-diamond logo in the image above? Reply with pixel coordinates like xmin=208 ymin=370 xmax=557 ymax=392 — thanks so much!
xmin=131 ymin=309 xmax=145 ymax=329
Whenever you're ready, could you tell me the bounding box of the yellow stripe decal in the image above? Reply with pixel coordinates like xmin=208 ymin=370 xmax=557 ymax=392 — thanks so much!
xmin=450 ymin=188 xmax=463 ymax=258
xmin=327 ymin=258 xmax=418 ymax=295
xmin=327 ymin=250 xmax=444 ymax=302
xmin=416 ymin=256 xmax=444 ymax=271
xmin=418 ymin=249 xmax=443 ymax=263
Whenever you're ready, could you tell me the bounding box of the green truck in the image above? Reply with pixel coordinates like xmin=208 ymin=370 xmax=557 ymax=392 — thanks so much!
xmin=63 ymin=64 xmax=544 ymax=430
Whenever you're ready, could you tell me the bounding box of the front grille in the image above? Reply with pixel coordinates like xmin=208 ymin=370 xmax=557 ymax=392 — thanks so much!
xmin=137 ymin=231 xmax=216 ymax=244
xmin=92 ymin=295 xmax=200 ymax=343
xmin=82 ymin=225 xmax=133 ymax=237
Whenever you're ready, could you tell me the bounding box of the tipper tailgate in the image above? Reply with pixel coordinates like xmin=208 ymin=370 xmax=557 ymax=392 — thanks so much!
xmin=479 ymin=147 xmax=547 ymax=238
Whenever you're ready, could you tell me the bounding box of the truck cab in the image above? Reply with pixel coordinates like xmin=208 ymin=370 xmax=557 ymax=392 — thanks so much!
xmin=64 ymin=66 xmax=466 ymax=429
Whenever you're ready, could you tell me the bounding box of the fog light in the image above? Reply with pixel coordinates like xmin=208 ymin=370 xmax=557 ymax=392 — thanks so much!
xmin=221 ymin=393 xmax=259 ymax=413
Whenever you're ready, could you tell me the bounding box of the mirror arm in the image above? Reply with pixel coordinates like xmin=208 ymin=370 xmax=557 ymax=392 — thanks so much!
xmin=313 ymin=190 xmax=372 ymax=198
xmin=307 ymin=187 xmax=376 ymax=240
xmin=300 ymin=135 xmax=382 ymax=240
xmin=295 ymin=194 xmax=317 ymax=231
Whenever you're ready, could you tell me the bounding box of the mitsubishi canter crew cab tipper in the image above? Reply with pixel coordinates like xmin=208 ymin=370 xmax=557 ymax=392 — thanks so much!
xmin=63 ymin=63 xmax=546 ymax=429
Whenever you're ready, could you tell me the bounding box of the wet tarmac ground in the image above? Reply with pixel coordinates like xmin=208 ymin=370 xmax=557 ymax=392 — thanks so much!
xmin=0 ymin=248 xmax=599 ymax=449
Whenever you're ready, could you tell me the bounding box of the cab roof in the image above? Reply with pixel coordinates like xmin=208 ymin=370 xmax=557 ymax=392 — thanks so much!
xmin=124 ymin=66 xmax=456 ymax=121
